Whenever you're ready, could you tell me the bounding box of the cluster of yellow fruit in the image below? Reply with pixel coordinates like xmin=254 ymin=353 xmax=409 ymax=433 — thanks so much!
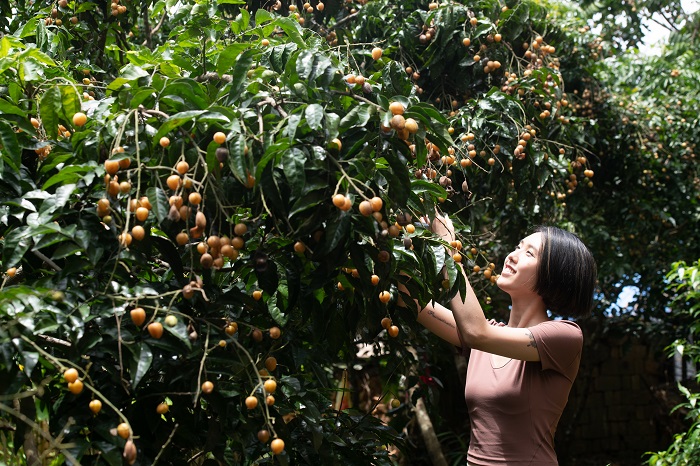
xmin=110 ymin=0 xmax=128 ymax=16
xmin=381 ymin=316 xmax=400 ymax=338
xmin=63 ymin=368 xmax=84 ymax=395
xmin=381 ymin=101 xmax=419 ymax=142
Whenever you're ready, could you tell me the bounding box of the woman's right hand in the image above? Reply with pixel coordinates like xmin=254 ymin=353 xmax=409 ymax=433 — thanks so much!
xmin=431 ymin=213 xmax=455 ymax=243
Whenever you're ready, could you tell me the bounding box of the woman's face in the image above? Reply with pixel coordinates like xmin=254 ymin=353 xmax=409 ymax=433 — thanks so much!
xmin=496 ymin=232 xmax=542 ymax=295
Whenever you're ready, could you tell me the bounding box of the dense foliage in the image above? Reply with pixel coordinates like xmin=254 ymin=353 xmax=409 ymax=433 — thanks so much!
xmin=0 ymin=0 xmax=698 ymax=464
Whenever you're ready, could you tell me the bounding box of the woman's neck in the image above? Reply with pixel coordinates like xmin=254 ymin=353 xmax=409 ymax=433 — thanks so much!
xmin=507 ymin=295 xmax=549 ymax=328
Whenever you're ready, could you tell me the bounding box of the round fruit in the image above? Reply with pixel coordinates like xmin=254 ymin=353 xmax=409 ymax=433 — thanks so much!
xmin=130 ymin=307 xmax=146 ymax=326
xmin=166 ymin=174 xmax=181 ymax=191
xmin=264 ymin=379 xmax=277 ymax=394
xmin=269 ymin=326 xmax=281 ymax=339
xmin=245 ymin=396 xmax=258 ymax=409
xmin=68 ymin=379 xmax=84 ymax=395
xmin=104 ymin=159 xmax=120 ymax=175
xmin=371 ymin=274 xmax=380 ymax=286
xmin=233 ymin=222 xmax=248 ymax=236
xmin=390 ymin=114 xmax=405 ymax=130
xmin=252 ymin=290 xmax=263 ymax=301
xmin=72 ymin=112 xmax=87 ymax=127
xmin=265 ymin=356 xmax=277 ymax=372
xmin=388 ymin=325 xmax=400 ymax=337
xmin=6 ymin=267 xmax=17 ymax=278
xmin=405 ymin=118 xmax=418 ymax=133
xmin=252 ymin=328 xmax=263 ymax=342
xmin=266 ymin=395 xmax=275 ymax=406
xmin=389 ymin=101 xmax=405 ymax=115
xmin=371 ymin=47 xmax=383 ymax=60
xmin=135 ymin=207 xmax=149 ymax=223
xmin=381 ymin=317 xmax=392 ymax=329
xmin=391 ymin=398 xmax=401 ymax=408
xmin=176 ymin=161 xmax=189 ymax=175
xmin=316 ymin=2 xmax=324 ymax=10
xmin=213 ymin=132 xmax=226 ymax=144
xmin=261 ymin=39 xmax=270 ymax=46
xmin=30 ymin=117 xmax=40 ymax=128
xmin=89 ymin=399 xmax=102 ymax=414
xmin=359 ymin=200 xmax=373 ymax=216
xmin=201 ymin=381 xmax=214 ymax=394
xmin=148 ymin=322 xmax=164 ymax=339
xmin=64 ymin=368 xmax=79 ymax=383
xmin=257 ymin=429 xmax=271 ymax=443
xmin=117 ymin=422 xmax=130 ymax=439
xmin=379 ymin=291 xmax=391 ymax=303
xmin=332 ymin=194 xmax=346 ymax=208
xmin=270 ymin=438 xmax=285 ymax=455
xmin=164 ymin=315 xmax=178 ymax=327
xmin=293 ymin=241 xmax=305 ymax=253
xmin=159 ymin=137 xmax=170 ymax=148
xmin=156 ymin=402 xmax=169 ymax=414
xmin=463 ymin=37 xmax=471 ymax=46
xmin=131 ymin=225 xmax=145 ymax=241
xmin=329 ymin=137 xmax=342 ymax=151
xmin=225 ymin=322 xmax=238 ymax=335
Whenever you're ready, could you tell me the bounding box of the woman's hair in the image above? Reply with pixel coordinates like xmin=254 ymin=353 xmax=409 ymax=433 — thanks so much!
xmin=532 ymin=226 xmax=597 ymax=318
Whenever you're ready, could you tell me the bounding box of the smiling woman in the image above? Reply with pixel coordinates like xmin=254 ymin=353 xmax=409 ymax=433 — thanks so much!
xmin=404 ymin=216 xmax=597 ymax=465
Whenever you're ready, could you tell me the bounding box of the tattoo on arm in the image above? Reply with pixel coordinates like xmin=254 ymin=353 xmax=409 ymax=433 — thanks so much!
xmin=428 ymin=310 xmax=455 ymax=328
xmin=526 ymin=330 xmax=537 ymax=349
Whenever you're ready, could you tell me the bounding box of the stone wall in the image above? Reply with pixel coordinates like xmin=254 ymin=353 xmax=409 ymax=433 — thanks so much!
xmin=556 ymin=319 xmax=684 ymax=465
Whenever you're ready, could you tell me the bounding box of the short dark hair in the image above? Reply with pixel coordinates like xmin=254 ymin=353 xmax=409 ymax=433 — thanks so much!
xmin=532 ymin=226 xmax=597 ymax=318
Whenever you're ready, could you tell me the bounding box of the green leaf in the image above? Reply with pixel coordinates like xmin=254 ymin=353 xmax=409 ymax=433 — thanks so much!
xmin=128 ymin=342 xmax=153 ymax=390
xmin=273 ymin=17 xmax=305 ymax=47
xmin=340 ymin=105 xmax=373 ymax=130
xmin=2 ymin=226 xmax=31 ymax=267
xmin=227 ymin=132 xmax=248 ymax=183
xmin=60 ymin=85 xmax=81 ymax=121
xmin=216 ymin=43 xmax=251 ymax=76
xmin=305 ymin=104 xmax=324 ymax=131
xmin=39 ymin=85 xmax=61 ymax=140
xmin=227 ymin=48 xmax=255 ymax=102
xmin=0 ymin=120 xmax=21 ymax=168
xmin=282 ymin=148 xmax=306 ymax=198
xmin=296 ymin=50 xmax=333 ymax=84
xmin=42 ymin=165 xmax=92 ymax=190
xmin=145 ymin=186 xmax=170 ymax=224
xmin=0 ymin=98 xmax=27 ymax=117
xmin=153 ymin=110 xmax=205 ymax=141
xmin=382 ymin=61 xmax=413 ymax=96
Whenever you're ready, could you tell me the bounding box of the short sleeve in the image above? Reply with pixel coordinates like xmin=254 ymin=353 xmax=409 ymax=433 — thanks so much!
xmin=529 ymin=320 xmax=582 ymax=381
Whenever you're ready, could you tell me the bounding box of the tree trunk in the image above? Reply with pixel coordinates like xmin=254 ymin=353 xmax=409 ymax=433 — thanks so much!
xmin=415 ymin=397 xmax=449 ymax=466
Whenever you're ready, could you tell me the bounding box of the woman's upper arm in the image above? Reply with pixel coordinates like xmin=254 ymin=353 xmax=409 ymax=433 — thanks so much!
xmin=416 ymin=302 xmax=462 ymax=347
xmin=469 ymin=325 xmax=541 ymax=361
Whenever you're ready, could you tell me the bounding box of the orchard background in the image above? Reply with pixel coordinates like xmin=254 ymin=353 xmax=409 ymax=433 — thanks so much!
xmin=1 ymin=0 xmax=699 ymax=465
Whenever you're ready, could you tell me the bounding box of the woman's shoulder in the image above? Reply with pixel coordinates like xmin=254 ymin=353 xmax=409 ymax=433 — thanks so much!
xmin=531 ymin=319 xmax=583 ymax=346
xmin=534 ymin=319 xmax=581 ymax=333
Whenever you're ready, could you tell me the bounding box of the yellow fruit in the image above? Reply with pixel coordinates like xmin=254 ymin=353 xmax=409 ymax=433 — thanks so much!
xmin=213 ymin=132 xmax=226 ymax=144
xmin=201 ymin=381 xmax=214 ymax=394
xmin=64 ymin=368 xmax=79 ymax=383
xmin=89 ymin=399 xmax=102 ymax=414
xmin=117 ymin=422 xmax=130 ymax=439
xmin=159 ymin=137 xmax=170 ymax=148
xmin=68 ymin=379 xmax=84 ymax=395
xmin=271 ymin=438 xmax=285 ymax=455
xmin=389 ymin=101 xmax=405 ymax=115
xmin=156 ymin=402 xmax=169 ymax=414
xmin=72 ymin=112 xmax=87 ymax=127
xmin=371 ymin=47 xmax=383 ymax=60
xmin=379 ymin=291 xmax=391 ymax=303
xmin=264 ymin=379 xmax=277 ymax=394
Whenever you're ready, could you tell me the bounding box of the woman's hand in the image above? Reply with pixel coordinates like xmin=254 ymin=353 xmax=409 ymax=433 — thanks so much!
xmin=430 ymin=213 xmax=455 ymax=243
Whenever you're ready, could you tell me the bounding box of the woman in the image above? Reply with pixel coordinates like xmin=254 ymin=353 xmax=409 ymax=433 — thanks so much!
xmin=411 ymin=215 xmax=597 ymax=465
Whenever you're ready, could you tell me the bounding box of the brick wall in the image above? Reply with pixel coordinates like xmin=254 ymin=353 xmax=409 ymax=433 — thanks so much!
xmin=556 ymin=318 xmax=682 ymax=465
